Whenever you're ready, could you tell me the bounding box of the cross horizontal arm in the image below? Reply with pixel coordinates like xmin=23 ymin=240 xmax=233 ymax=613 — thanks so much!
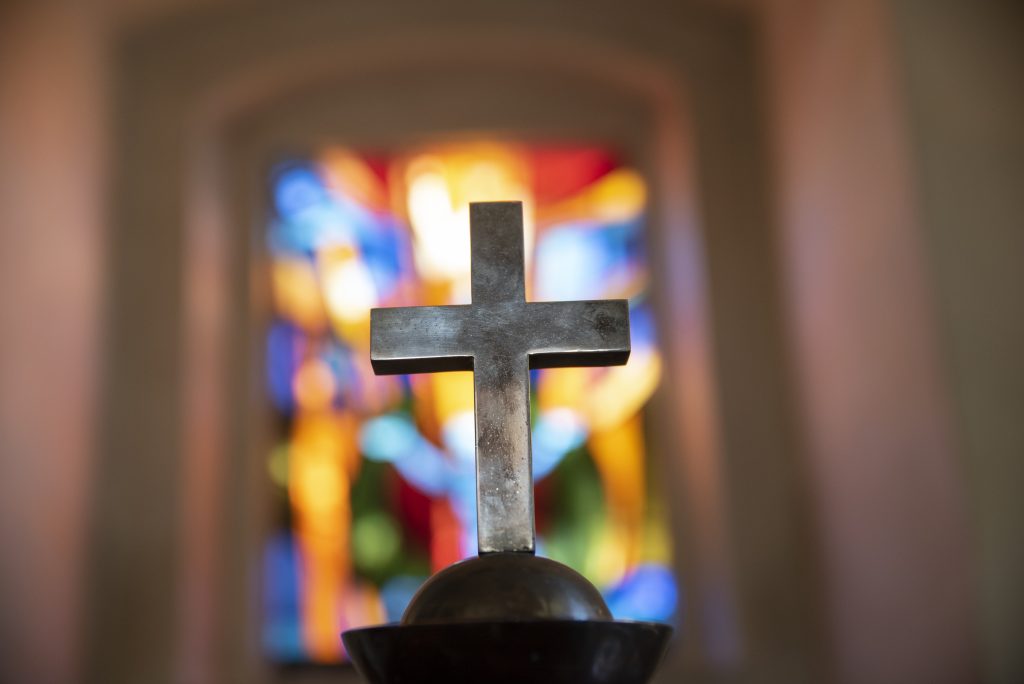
xmin=524 ymin=299 xmax=631 ymax=368
xmin=370 ymin=305 xmax=475 ymax=375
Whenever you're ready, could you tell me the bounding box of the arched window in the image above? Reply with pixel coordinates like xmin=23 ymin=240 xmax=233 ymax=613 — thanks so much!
xmin=261 ymin=141 xmax=677 ymax=664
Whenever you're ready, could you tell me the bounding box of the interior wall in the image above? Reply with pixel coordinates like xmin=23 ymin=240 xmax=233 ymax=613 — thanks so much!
xmin=2 ymin=1 xmax=1007 ymax=684
xmin=888 ymin=4 xmax=1024 ymax=682
xmin=0 ymin=3 xmax=107 ymax=684
xmin=13 ymin=1 xmax=1004 ymax=683
xmin=683 ymin=23 xmax=827 ymax=682
xmin=759 ymin=0 xmax=977 ymax=682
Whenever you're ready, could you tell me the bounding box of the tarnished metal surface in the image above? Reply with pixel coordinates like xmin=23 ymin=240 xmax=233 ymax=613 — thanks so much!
xmin=371 ymin=202 xmax=630 ymax=554
xmin=401 ymin=553 xmax=611 ymax=624
xmin=342 ymin=619 xmax=672 ymax=684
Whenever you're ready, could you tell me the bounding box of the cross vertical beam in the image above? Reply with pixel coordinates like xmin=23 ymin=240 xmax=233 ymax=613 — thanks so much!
xmin=469 ymin=203 xmax=531 ymax=551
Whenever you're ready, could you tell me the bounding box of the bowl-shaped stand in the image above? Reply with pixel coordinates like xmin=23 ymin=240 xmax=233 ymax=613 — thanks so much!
xmin=342 ymin=554 xmax=672 ymax=684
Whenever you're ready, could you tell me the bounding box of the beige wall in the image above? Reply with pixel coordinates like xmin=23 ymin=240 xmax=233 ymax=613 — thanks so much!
xmin=0 ymin=2 xmax=107 ymax=683
xmin=890 ymin=3 xmax=1024 ymax=682
xmin=760 ymin=0 xmax=977 ymax=682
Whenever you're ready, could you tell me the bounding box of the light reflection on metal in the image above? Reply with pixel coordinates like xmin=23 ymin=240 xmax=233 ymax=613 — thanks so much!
xmin=370 ymin=202 xmax=630 ymax=553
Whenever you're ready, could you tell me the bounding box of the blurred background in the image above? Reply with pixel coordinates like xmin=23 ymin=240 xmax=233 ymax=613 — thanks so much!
xmin=1 ymin=1 xmax=1020 ymax=683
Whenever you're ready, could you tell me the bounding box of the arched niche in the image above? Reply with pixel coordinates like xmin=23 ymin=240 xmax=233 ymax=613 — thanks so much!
xmin=89 ymin=4 xmax=819 ymax=683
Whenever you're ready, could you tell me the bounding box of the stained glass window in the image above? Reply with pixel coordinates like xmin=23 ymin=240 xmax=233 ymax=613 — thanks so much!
xmin=262 ymin=142 xmax=677 ymax=664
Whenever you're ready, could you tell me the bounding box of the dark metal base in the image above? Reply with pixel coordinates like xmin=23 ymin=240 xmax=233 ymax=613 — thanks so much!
xmin=342 ymin=619 xmax=672 ymax=684
xmin=399 ymin=553 xmax=613 ymax=624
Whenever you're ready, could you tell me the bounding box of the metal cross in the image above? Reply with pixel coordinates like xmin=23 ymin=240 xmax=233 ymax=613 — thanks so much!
xmin=370 ymin=201 xmax=630 ymax=554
